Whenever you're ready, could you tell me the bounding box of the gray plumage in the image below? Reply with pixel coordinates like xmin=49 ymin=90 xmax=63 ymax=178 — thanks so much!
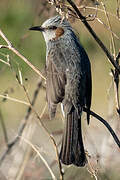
xmin=29 ymin=16 xmax=92 ymax=166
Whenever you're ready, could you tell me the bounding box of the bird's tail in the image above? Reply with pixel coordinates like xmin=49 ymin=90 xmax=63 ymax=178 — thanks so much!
xmin=59 ymin=107 xmax=87 ymax=166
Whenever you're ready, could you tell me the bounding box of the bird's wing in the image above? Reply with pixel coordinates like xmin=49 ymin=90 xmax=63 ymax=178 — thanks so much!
xmin=69 ymin=32 xmax=92 ymax=123
xmin=46 ymin=49 xmax=66 ymax=119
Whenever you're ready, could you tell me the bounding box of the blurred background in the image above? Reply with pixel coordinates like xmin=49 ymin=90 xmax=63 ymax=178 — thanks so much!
xmin=0 ymin=0 xmax=120 ymax=179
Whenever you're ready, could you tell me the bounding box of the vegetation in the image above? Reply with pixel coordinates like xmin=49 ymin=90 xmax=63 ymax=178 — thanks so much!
xmin=0 ymin=0 xmax=120 ymax=179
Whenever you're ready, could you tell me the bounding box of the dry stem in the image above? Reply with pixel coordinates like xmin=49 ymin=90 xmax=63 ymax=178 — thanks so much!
xmin=0 ymin=29 xmax=46 ymax=81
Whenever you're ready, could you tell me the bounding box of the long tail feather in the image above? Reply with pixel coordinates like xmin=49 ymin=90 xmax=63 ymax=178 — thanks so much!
xmin=59 ymin=107 xmax=87 ymax=166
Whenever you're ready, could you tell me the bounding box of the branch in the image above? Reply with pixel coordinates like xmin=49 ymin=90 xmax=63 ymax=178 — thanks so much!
xmin=66 ymin=0 xmax=120 ymax=73
xmin=0 ymin=77 xmax=64 ymax=179
xmin=0 ymin=94 xmax=29 ymax=106
xmin=16 ymin=71 xmax=64 ymax=179
xmin=20 ymin=84 xmax=64 ymax=180
xmin=83 ymin=107 xmax=120 ymax=148
xmin=101 ymin=2 xmax=116 ymax=58
xmin=0 ymin=110 xmax=9 ymax=146
xmin=0 ymin=28 xmax=62 ymax=177
xmin=19 ymin=136 xmax=56 ymax=180
xmin=0 ymin=29 xmax=46 ymax=81
xmin=50 ymin=135 xmax=64 ymax=180
xmin=0 ymin=80 xmax=42 ymax=165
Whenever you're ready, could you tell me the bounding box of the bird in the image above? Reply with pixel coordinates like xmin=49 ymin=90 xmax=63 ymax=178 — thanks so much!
xmin=29 ymin=15 xmax=92 ymax=167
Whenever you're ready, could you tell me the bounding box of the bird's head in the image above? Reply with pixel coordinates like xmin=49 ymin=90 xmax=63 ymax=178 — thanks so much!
xmin=29 ymin=16 xmax=72 ymax=43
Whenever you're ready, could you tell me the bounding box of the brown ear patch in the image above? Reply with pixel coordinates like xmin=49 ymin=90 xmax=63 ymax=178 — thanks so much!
xmin=55 ymin=27 xmax=64 ymax=38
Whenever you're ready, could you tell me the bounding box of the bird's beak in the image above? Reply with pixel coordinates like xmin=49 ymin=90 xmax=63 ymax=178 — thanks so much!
xmin=29 ymin=26 xmax=44 ymax=32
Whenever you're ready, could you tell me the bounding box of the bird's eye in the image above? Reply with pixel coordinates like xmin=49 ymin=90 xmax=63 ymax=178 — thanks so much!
xmin=49 ymin=26 xmax=57 ymax=30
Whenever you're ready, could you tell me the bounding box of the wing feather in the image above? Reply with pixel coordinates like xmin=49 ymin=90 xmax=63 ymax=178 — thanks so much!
xmin=46 ymin=52 xmax=66 ymax=119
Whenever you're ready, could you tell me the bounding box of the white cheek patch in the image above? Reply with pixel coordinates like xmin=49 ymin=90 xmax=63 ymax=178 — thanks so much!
xmin=42 ymin=30 xmax=56 ymax=44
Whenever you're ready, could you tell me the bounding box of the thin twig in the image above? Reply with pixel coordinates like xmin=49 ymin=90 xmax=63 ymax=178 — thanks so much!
xmin=96 ymin=18 xmax=119 ymax=40
xmin=86 ymin=152 xmax=98 ymax=180
xmin=83 ymin=107 xmax=120 ymax=148
xmin=0 ymin=58 xmax=10 ymax=66
xmin=0 ymin=29 xmax=46 ymax=81
xmin=101 ymin=2 xmax=116 ymax=58
xmin=0 ymin=80 xmax=42 ymax=165
xmin=21 ymin=83 xmax=64 ymax=180
xmin=63 ymin=4 xmax=119 ymax=20
xmin=0 ymin=110 xmax=9 ymax=145
xmin=15 ymin=69 xmax=63 ymax=179
xmin=66 ymin=0 xmax=120 ymax=73
xmin=101 ymin=2 xmax=120 ymax=115
xmin=0 ymin=90 xmax=120 ymax=174
xmin=50 ymin=135 xmax=64 ymax=180
xmin=79 ymin=6 xmax=118 ymax=19
xmin=0 ymin=94 xmax=30 ymax=106
xmin=20 ymin=135 xmax=56 ymax=180
xmin=0 ymin=29 xmax=12 ymax=47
